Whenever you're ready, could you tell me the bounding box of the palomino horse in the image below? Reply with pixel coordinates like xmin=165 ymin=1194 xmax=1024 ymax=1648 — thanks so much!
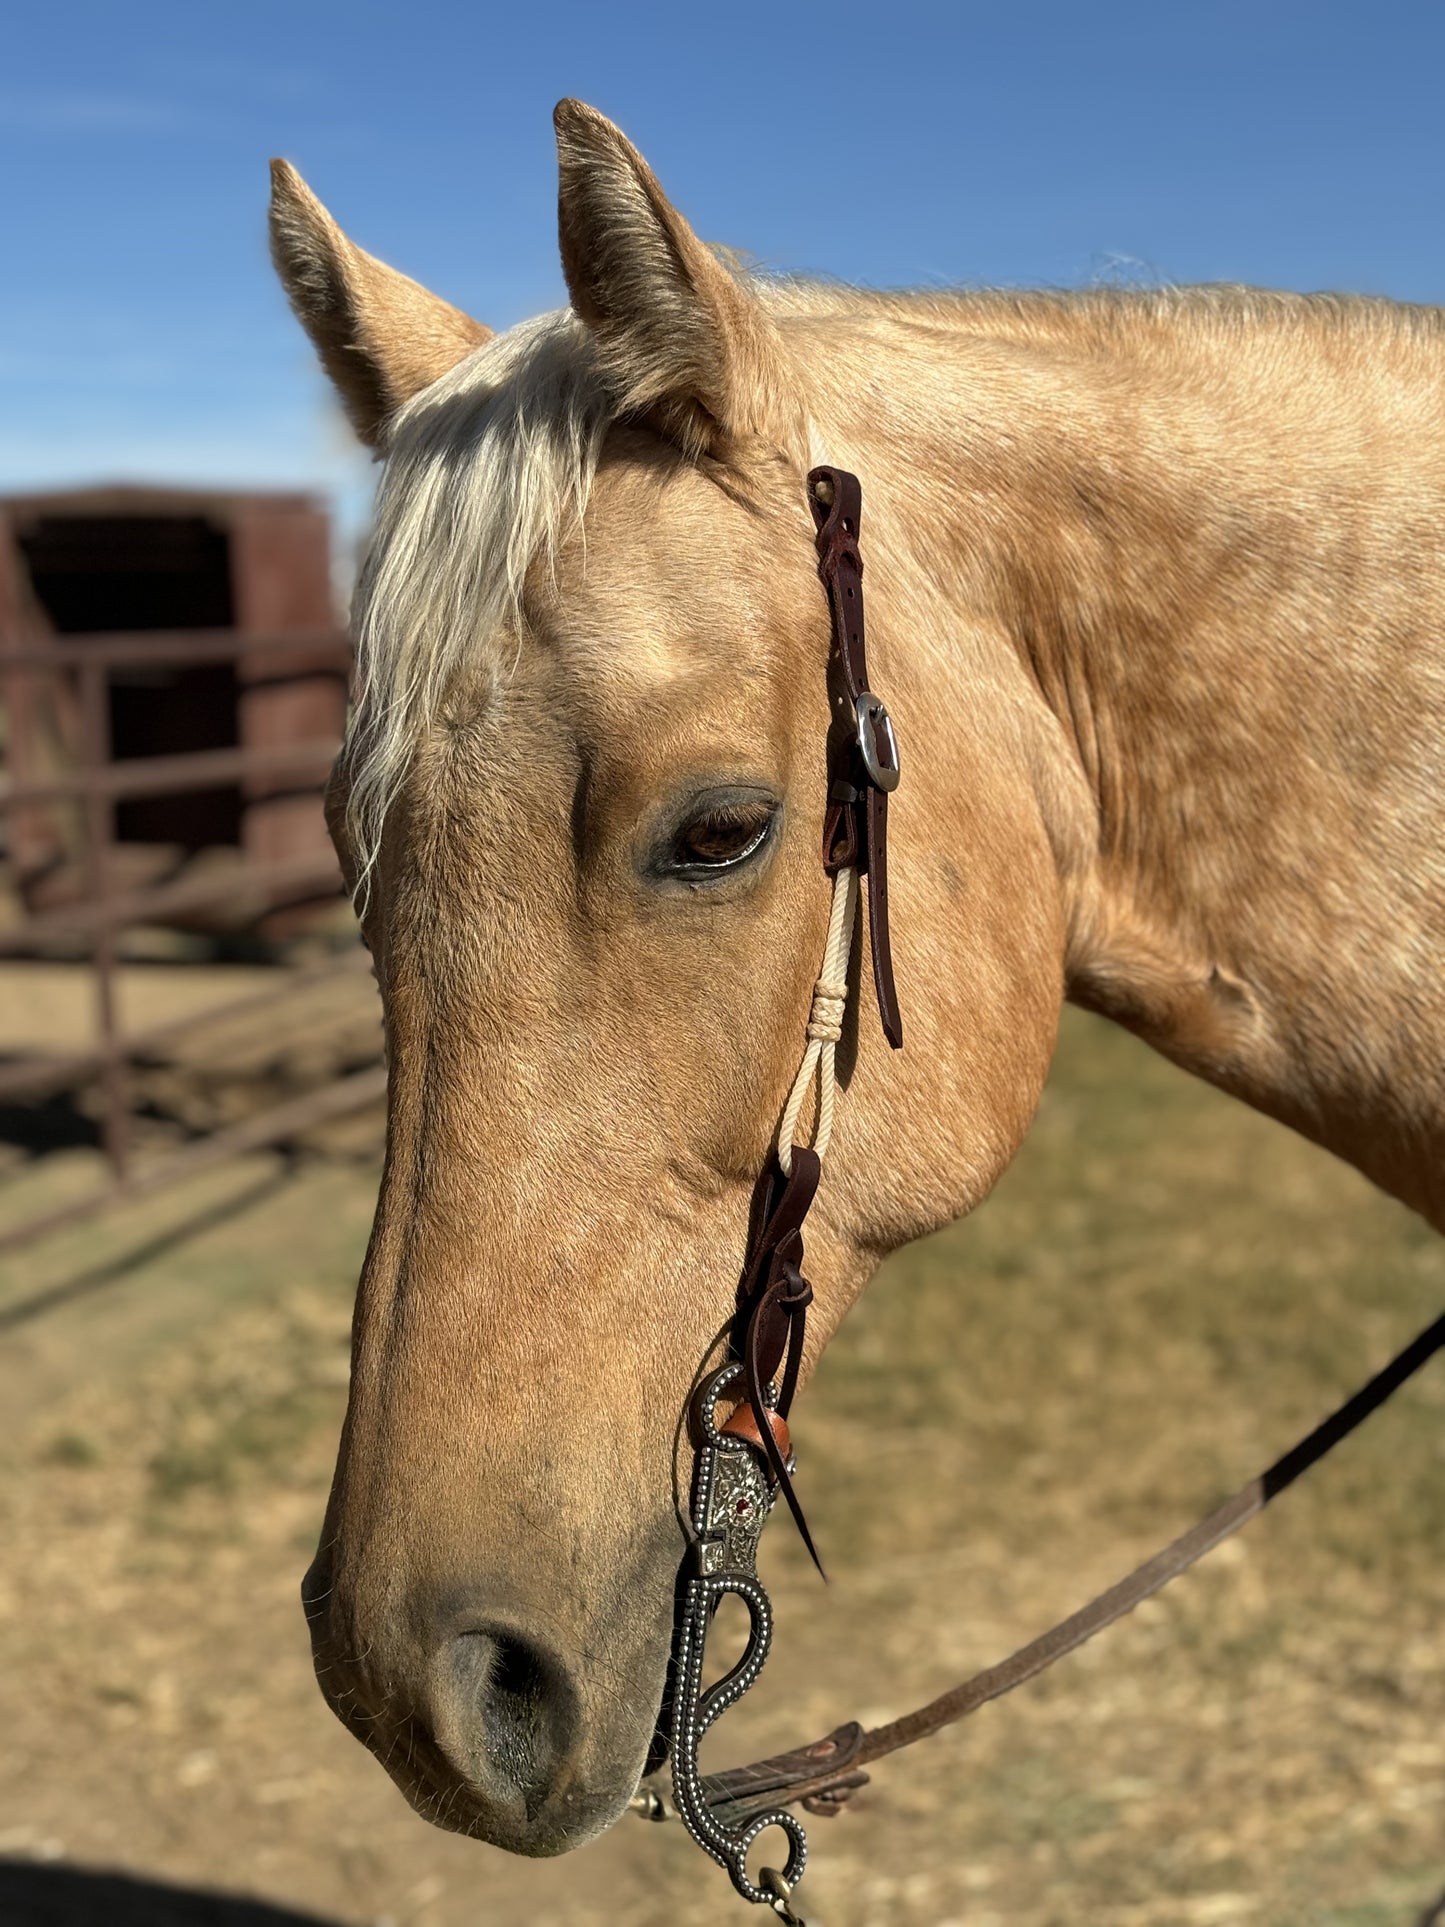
xmin=268 ymin=100 xmax=1445 ymax=1859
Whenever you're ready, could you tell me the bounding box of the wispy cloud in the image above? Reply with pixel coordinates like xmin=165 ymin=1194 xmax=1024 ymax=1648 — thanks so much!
xmin=0 ymin=89 xmax=215 ymax=137
xmin=0 ymin=348 xmax=181 ymax=385
xmin=1087 ymin=250 xmax=1170 ymax=288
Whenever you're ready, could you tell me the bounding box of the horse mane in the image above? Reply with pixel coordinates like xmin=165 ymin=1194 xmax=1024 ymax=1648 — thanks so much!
xmin=344 ymin=276 xmax=1442 ymax=894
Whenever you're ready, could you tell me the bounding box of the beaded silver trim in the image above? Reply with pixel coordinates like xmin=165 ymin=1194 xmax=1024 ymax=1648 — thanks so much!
xmin=668 ymin=1363 xmax=808 ymax=1909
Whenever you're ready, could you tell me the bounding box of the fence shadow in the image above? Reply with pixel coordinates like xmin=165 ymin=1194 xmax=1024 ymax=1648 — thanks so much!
xmin=0 ymin=1085 xmax=101 ymax=1157
xmin=0 ymin=1861 xmax=343 ymax=1926
xmin=0 ymin=1162 xmax=294 ymax=1330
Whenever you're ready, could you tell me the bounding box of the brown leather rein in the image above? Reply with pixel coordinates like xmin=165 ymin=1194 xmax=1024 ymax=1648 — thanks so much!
xmin=644 ymin=465 xmax=1445 ymax=1918
xmin=702 ymin=1302 xmax=1445 ymax=1830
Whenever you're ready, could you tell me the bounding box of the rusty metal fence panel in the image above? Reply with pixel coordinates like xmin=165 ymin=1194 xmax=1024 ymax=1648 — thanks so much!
xmin=0 ymin=491 xmax=385 ymax=1253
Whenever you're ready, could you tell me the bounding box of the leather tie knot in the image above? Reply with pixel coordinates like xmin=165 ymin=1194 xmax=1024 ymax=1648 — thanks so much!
xmin=734 ymin=1152 xmax=826 ymax=1576
xmin=779 ymin=1263 xmax=813 ymax=1312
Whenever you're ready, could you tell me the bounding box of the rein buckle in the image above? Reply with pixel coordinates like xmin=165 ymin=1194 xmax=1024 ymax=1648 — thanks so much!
xmin=854 ymin=691 xmax=901 ymax=793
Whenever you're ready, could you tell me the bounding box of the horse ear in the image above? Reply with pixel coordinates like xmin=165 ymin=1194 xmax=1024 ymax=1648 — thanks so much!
xmin=553 ymin=100 xmax=784 ymax=458
xmin=268 ymin=161 xmax=492 ymax=450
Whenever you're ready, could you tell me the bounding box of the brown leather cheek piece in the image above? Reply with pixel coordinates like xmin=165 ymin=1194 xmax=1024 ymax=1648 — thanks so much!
xmin=809 ymin=467 xmax=903 ymax=1051
xmin=722 ymin=464 xmax=910 ymax=1585
xmin=656 ymin=470 xmax=906 ymax=1909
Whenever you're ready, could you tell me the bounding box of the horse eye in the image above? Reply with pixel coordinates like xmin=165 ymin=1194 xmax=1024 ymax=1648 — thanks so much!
xmin=670 ymin=801 xmax=776 ymax=874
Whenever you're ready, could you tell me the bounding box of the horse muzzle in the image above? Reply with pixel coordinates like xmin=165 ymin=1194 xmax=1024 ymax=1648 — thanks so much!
xmin=301 ymin=1552 xmax=671 ymax=1854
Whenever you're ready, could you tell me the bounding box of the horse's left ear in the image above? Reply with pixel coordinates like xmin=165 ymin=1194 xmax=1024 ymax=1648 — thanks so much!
xmin=554 ymin=99 xmax=788 ymax=459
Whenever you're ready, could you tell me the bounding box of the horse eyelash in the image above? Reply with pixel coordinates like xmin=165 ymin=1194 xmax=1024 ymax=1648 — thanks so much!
xmin=665 ymin=800 xmax=778 ymax=876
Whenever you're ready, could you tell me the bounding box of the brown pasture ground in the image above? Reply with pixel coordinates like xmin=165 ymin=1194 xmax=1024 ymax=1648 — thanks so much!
xmin=1 ymin=965 xmax=1442 ymax=1927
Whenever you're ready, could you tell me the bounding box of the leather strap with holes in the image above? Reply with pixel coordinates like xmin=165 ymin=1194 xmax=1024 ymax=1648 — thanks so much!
xmin=809 ymin=468 xmax=903 ymax=1051
xmin=679 ymin=466 xmax=1443 ymax=1861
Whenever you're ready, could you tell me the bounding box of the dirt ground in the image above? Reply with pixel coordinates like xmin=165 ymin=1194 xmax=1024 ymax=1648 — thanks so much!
xmin=1 ymin=985 xmax=1442 ymax=1927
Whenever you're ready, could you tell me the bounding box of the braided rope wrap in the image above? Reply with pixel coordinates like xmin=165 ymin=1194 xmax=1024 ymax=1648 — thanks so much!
xmin=778 ymin=866 xmax=858 ymax=1174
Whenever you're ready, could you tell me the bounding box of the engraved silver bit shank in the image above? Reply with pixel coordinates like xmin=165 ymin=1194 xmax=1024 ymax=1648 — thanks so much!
xmin=667 ymin=1363 xmax=808 ymax=1911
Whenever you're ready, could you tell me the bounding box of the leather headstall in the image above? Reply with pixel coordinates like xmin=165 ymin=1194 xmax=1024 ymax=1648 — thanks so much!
xmin=650 ymin=467 xmax=905 ymax=1917
xmin=809 ymin=468 xmax=903 ymax=1049
xmin=731 ymin=466 xmax=904 ymax=1576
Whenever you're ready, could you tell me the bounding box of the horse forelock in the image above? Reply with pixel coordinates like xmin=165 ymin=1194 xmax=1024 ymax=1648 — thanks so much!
xmin=344 ymin=306 xmax=616 ymax=897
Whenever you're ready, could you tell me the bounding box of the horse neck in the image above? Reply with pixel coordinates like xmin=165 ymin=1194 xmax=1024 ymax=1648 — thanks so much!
xmin=796 ymin=288 xmax=1445 ymax=1222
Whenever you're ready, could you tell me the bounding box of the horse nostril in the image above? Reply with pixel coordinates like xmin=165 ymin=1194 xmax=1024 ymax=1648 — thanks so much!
xmin=440 ymin=1628 xmax=573 ymax=1816
xmin=483 ymin=1636 xmax=547 ymax=1796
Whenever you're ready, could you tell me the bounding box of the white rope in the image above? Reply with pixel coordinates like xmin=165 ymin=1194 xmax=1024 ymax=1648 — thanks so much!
xmin=777 ymin=866 xmax=858 ymax=1174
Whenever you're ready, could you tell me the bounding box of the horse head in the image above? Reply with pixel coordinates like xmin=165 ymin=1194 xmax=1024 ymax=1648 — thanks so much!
xmin=269 ymin=100 xmax=1066 ymax=1854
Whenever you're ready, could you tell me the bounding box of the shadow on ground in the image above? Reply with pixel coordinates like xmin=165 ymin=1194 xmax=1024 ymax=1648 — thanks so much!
xmin=0 ymin=1862 xmax=342 ymax=1927
xmin=0 ymin=1164 xmax=293 ymax=1329
xmin=0 ymin=1087 xmax=101 ymax=1157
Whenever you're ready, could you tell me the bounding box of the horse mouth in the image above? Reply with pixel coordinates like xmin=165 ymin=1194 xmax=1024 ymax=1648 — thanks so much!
xmin=322 ymin=1686 xmax=634 ymax=1854
xmin=309 ymin=1593 xmax=670 ymax=1855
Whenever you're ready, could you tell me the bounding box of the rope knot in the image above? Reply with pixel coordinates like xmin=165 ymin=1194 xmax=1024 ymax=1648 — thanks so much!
xmin=777 ymin=866 xmax=858 ymax=1173
xmin=804 ymin=974 xmax=849 ymax=1045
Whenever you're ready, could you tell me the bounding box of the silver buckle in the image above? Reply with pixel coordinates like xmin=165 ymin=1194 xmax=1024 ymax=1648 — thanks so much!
xmin=854 ymin=692 xmax=901 ymax=793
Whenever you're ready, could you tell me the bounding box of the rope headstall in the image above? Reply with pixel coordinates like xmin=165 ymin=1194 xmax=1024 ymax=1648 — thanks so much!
xmin=634 ymin=468 xmax=903 ymax=1920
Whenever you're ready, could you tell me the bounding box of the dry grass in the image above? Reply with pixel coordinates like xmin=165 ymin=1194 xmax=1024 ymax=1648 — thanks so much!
xmin=0 ymin=1006 xmax=1441 ymax=1926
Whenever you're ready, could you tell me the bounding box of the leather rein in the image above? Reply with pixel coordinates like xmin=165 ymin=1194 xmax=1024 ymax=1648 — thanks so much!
xmin=636 ymin=465 xmax=1445 ymax=1923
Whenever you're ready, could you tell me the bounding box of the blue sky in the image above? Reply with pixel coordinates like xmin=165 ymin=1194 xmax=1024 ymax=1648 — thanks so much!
xmin=3 ymin=1 xmax=1442 ymax=547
